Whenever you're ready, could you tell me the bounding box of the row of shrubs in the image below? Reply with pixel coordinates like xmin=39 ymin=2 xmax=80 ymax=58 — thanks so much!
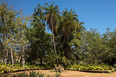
xmin=1 ymin=71 xmax=60 ymax=77
xmin=66 ymin=64 xmax=115 ymax=73
xmin=0 ymin=63 xmax=51 ymax=74
xmin=0 ymin=63 xmax=115 ymax=74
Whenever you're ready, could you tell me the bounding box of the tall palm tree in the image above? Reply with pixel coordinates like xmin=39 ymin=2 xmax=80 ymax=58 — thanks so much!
xmin=61 ymin=9 xmax=81 ymax=59
xmin=44 ymin=2 xmax=59 ymax=65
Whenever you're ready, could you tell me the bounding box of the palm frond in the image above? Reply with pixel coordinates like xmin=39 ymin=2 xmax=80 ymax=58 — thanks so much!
xmin=45 ymin=3 xmax=49 ymax=7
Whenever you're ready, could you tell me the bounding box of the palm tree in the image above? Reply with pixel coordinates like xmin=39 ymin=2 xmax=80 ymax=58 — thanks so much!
xmin=44 ymin=2 xmax=59 ymax=65
xmin=61 ymin=8 xmax=82 ymax=59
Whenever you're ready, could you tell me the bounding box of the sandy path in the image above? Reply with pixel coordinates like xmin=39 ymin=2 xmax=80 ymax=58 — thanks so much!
xmin=36 ymin=70 xmax=116 ymax=77
xmin=1 ymin=70 xmax=116 ymax=77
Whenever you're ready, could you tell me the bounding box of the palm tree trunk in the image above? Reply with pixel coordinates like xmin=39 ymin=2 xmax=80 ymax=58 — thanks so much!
xmin=52 ymin=25 xmax=58 ymax=66
xmin=10 ymin=45 xmax=14 ymax=66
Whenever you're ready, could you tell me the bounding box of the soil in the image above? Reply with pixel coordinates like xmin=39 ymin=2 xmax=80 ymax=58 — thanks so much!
xmin=1 ymin=70 xmax=116 ymax=77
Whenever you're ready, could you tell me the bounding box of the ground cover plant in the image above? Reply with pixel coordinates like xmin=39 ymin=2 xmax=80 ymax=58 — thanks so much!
xmin=0 ymin=63 xmax=52 ymax=74
xmin=1 ymin=71 xmax=61 ymax=77
xmin=67 ymin=64 xmax=115 ymax=73
xmin=2 ymin=71 xmax=48 ymax=77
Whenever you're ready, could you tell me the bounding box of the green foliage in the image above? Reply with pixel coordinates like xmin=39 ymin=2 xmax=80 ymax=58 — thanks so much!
xmin=67 ymin=64 xmax=114 ymax=72
xmin=25 ymin=3 xmax=54 ymax=65
xmin=26 ymin=26 xmax=52 ymax=64
xmin=0 ymin=64 xmax=13 ymax=74
xmin=0 ymin=63 xmax=51 ymax=74
xmin=55 ymin=72 xmax=61 ymax=77
xmin=60 ymin=56 xmax=72 ymax=66
xmin=3 ymin=71 xmax=47 ymax=77
xmin=1 ymin=71 xmax=61 ymax=77
xmin=59 ymin=8 xmax=85 ymax=59
xmin=114 ymin=64 xmax=116 ymax=68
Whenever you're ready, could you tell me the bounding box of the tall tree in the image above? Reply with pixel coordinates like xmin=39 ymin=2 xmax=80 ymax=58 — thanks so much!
xmin=27 ymin=27 xmax=52 ymax=64
xmin=0 ymin=1 xmax=10 ymax=63
xmin=80 ymin=29 xmax=109 ymax=64
xmin=26 ymin=4 xmax=52 ymax=64
xmin=0 ymin=1 xmax=19 ymax=64
xmin=44 ymin=2 xmax=59 ymax=65
xmin=60 ymin=9 xmax=83 ymax=59
xmin=16 ymin=16 xmax=29 ymax=69
xmin=6 ymin=29 xmax=18 ymax=66
xmin=102 ymin=28 xmax=116 ymax=65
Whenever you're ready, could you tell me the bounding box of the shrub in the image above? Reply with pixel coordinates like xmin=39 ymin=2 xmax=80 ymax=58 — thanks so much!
xmin=0 ymin=65 xmax=13 ymax=74
xmin=2 ymin=71 xmax=61 ymax=77
xmin=0 ymin=63 xmax=52 ymax=74
xmin=3 ymin=71 xmax=46 ymax=77
xmin=67 ymin=64 xmax=114 ymax=73
xmin=55 ymin=72 xmax=61 ymax=77
xmin=113 ymin=64 xmax=116 ymax=68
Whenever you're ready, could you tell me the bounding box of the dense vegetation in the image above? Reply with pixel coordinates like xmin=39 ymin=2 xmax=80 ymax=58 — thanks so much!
xmin=0 ymin=1 xmax=116 ymax=74
xmin=67 ymin=64 xmax=115 ymax=73
xmin=0 ymin=63 xmax=51 ymax=74
xmin=2 ymin=71 xmax=60 ymax=77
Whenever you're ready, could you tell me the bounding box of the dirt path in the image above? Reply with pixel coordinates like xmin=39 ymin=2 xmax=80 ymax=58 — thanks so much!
xmin=1 ymin=70 xmax=116 ymax=77
xmin=35 ymin=70 xmax=116 ymax=77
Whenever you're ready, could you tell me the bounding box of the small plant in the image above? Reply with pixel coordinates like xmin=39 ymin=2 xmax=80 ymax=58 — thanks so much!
xmin=55 ymin=72 xmax=61 ymax=77
xmin=113 ymin=64 xmax=116 ymax=68
xmin=49 ymin=69 xmax=55 ymax=72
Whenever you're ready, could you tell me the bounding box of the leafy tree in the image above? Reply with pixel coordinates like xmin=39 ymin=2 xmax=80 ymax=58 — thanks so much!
xmin=0 ymin=1 xmax=19 ymax=65
xmin=80 ymin=29 xmax=109 ymax=64
xmin=16 ymin=16 xmax=29 ymax=68
xmin=109 ymin=29 xmax=116 ymax=65
xmin=26 ymin=4 xmax=52 ymax=65
xmin=0 ymin=2 xmax=28 ymax=66
xmin=102 ymin=28 xmax=116 ymax=65
xmin=27 ymin=27 xmax=52 ymax=64
xmin=0 ymin=1 xmax=11 ymax=63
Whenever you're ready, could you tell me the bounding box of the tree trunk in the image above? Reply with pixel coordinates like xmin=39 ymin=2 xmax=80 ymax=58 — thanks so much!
xmin=40 ymin=58 xmax=43 ymax=65
xmin=2 ymin=12 xmax=8 ymax=64
xmin=22 ymin=45 xmax=25 ymax=69
xmin=3 ymin=33 xmax=8 ymax=64
xmin=65 ymin=44 xmax=70 ymax=59
xmin=52 ymin=25 xmax=58 ymax=66
xmin=6 ymin=49 xmax=9 ymax=63
xmin=10 ymin=45 xmax=14 ymax=66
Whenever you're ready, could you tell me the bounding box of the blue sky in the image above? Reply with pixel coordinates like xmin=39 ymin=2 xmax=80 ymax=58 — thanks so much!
xmin=4 ymin=0 xmax=116 ymax=34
